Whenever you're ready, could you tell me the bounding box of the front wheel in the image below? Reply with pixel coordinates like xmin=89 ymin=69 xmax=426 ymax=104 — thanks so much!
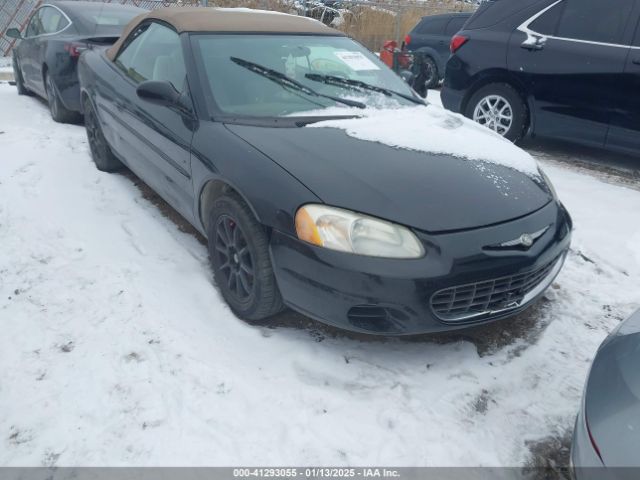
xmin=412 ymin=56 xmax=438 ymax=98
xmin=207 ymin=194 xmax=284 ymax=322
xmin=465 ymin=83 xmax=528 ymax=142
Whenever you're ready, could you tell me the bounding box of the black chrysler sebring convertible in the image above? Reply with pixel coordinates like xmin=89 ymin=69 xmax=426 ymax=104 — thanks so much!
xmin=78 ymin=8 xmax=572 ymax=335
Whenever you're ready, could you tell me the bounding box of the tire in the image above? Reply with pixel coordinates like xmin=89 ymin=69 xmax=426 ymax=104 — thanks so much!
xmin=413 ymin=55 xmax=438 ymax=98
xmin=45 ymin=72 xmax=80 ymax=123
xmin=83 ymin=97 xmax=123 ymax=172
xmin=207 ymin=194 xmax=284 ymax=322
xmin=465 ymin=83 xmax=528 ymax=142
xmin=12 ymin=56 xmax=31 ymax=96
xmin=421 ymin=56 xmax=439 ymax=91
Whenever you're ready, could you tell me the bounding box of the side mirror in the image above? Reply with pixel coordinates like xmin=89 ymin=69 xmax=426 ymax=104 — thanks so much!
xmin=136 ymin=80 xmax=180 ymax=107
xmin=6 ymin=28 xmax=22 ymax=40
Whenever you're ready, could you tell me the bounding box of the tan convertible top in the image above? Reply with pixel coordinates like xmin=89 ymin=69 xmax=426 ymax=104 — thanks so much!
xmin=106 ymin=7 xmax=342 ymax=61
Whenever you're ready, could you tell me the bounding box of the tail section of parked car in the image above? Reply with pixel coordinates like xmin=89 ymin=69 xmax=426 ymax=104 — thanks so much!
xmin=441 ymin=0 xmax=640 ymax=155
xmin=405 ymin=13 xmax=472 ymax=92
xmin=10 ymin=1 xmax=145 ymax=123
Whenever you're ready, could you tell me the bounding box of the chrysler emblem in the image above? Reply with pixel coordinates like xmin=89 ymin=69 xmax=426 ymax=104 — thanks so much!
xmin=519 ymin=234 xmax=534 ymax=248
xmin=493 ymin=226 xmax=550 ymax=249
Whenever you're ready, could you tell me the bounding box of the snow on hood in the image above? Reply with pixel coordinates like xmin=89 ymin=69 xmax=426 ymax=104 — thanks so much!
xmin=308 ymin=104 xmax=541 ymax=178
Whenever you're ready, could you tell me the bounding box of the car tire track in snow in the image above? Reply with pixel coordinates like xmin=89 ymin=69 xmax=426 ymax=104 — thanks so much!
xmin=1 ymin=84 xmax=639 ymax=468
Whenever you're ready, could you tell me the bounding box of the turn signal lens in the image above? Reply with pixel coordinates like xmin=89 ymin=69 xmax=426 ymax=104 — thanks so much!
xmin=295 ymin=207 xmax=323 ymax=246
xmin=295 ymin=205 xmax=424 ymax=259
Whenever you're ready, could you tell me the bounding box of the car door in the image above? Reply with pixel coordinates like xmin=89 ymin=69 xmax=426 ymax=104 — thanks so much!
xmin=19 ymin=9 xmax=44 ymax=89
xmin=429 ymin=16 xmax=451 ymax=60
xmin=508 ymin=0 xmax=636 ymax=148
xmin=412 ymin=16 xmax=449 ymax=55
xmin=31 ymin=6 xmax=71 ymax=94
xmin=108 ymin=21 xmax=196 ymax=221
xmin=606 ymin=9 xmax=640 ymax=154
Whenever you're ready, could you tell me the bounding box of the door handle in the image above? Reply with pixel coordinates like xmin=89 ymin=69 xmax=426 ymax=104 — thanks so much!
xmin=632 ymin=57 xmax=640 ymax=66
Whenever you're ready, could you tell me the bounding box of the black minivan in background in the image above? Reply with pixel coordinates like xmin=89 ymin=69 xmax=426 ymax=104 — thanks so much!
xmin=441 ymin=0 xmax=640 ymax=156
xmin=404 ymin=12 xmax=472 ymax=91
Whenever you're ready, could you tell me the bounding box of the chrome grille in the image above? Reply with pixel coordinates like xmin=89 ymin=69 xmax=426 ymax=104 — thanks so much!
xmin=430 ymin=256 xmax=561 ymax=323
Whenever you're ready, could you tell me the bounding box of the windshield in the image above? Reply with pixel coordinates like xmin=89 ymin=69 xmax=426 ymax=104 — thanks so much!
xmin=191 ymin=34 xmax=418 ymax=118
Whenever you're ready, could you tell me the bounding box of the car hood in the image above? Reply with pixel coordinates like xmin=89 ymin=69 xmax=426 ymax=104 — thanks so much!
xmin=586 ymin=311 xmax=640 ymax=466
xmin=225 ymin=113 xmax=551 ymax=232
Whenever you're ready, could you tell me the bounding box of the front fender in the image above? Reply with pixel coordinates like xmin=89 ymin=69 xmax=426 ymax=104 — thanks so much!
xmin=191 ymin=122 xmax=321 ymax=237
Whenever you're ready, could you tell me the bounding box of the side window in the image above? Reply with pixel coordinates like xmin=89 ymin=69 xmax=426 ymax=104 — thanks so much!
xmin=25 ymin=10 xmax=43 ymax=37
xmin=555 ymin=0 xmax=635 ymax=44
xmin=39 ymin=6 xmax=67 ymax=35
xmin=445 ymin=17 xmax=467 ymax=36
xmin=634 ymin=18 xmax=640 ymax=46
xmin=529 ymin=3 xmax=564 ymax=36
xmin=115 ymin=22 xmax=186 ymax=91
xmin=417 ymin=17 xmax=449 ymax=35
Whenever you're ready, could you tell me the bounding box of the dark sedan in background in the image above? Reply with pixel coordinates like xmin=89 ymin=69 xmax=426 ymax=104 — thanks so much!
xmin=79 ymin=7 xmax=571 ymax=335
xmin=441 ymin=0 xmax=640 ymax=154
xmin=7 ymin=1 xmax=144 ymax=122
xmin=572 ymin=309 xmax=640 ymax=479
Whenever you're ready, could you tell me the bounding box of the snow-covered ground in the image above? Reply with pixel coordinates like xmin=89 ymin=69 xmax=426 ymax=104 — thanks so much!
xmin=1 ymin=82 xmax=639 ymax=467
xmin=0 ymin=57 xmax=12 ymax=81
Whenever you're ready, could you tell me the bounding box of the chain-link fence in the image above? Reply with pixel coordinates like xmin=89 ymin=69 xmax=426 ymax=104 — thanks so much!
xmin=1 ymin=0 xmax=475 ymax=56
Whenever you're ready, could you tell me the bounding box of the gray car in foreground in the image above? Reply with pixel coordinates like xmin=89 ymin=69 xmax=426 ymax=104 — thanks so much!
xmin=572 ymin=309 xmax=640 ymax=480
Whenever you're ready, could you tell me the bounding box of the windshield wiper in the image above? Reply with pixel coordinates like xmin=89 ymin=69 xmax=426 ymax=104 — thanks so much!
xmin=230 ymin=57 xmax=366 ymax=109
xmin=305 ymin=73 xmax=425 ymax=105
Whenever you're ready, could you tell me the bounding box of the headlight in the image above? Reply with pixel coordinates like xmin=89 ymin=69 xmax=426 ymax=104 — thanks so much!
xmin=295 ymin=204 xmax=424 ymax=259
xmin=538 ymin=167 xmax=558 ymax=200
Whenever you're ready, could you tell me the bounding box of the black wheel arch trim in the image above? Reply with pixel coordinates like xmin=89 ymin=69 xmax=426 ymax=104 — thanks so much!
xmin=195 ymin=174 xmax=268 ymax=238
xmin=414 ymin=47 xmax=444 ymax=73
xmin=43 ymin=64 xmax=74 ymax=111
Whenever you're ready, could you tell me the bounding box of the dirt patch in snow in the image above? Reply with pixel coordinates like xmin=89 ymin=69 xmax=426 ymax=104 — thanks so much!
xmin=525 ymin=429 xmax=573 ymax=478
xmin=524 ymin=138 xmax=640 ymax=192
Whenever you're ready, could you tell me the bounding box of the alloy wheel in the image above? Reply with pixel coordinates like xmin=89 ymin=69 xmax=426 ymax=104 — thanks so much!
xmin=422 ymin=61 xmax=436 ymax=90
xmin=214 ymin=215 xmax=255 ymax=301
xmin=86 ymin=106 xmax=103 ymax=155
xmin=472 ymin=94 xmax=513 ymax=136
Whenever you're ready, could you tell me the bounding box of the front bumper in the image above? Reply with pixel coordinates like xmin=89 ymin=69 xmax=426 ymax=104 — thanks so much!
xmin=270 ymin=201 xmax=571 ymax=335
